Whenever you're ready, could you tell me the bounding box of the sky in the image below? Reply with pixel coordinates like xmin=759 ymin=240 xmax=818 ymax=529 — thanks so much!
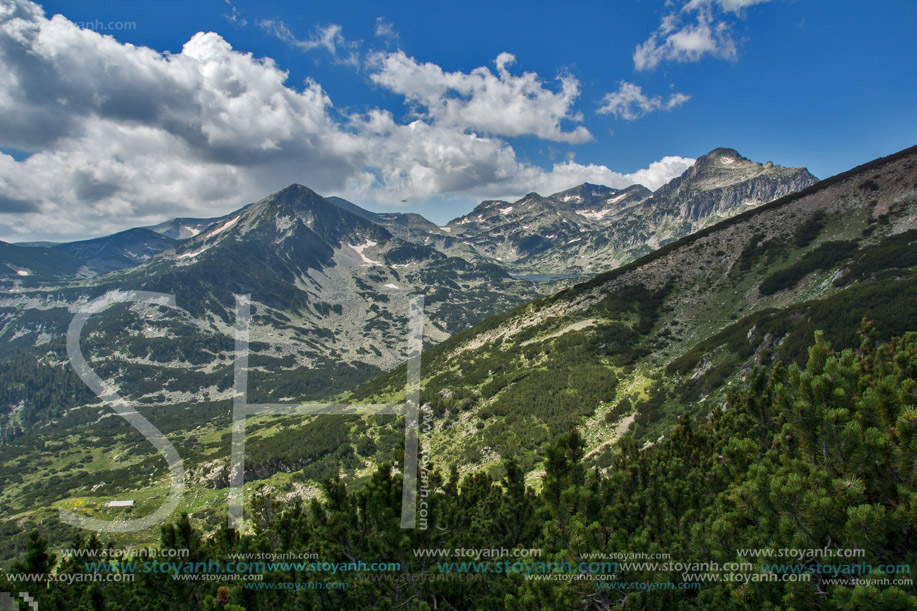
xmin=0 ymin=0 xmax=915 ymax=241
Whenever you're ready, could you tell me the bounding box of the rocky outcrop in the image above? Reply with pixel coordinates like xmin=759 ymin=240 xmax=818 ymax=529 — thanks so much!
xmin=519 ymin=148 xmax=818 ymax=273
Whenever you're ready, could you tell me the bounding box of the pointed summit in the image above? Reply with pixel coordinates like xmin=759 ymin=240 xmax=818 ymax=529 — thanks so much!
xmin=258 ymin=183 xmax=329 ymax=213
xmin=266 ymin=183 xmax=324 ymax=206
xmin=660 ymin=147 xmax=817 ymax=197
xmin=243 ymin=185 xmax=392 ymax=244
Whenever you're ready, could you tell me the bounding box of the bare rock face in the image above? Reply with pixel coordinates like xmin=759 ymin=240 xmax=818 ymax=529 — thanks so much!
xmin=459 ymin=148 xmax=818 ymax=275
xmin=648 ymin=148 xmax=818 ymax=224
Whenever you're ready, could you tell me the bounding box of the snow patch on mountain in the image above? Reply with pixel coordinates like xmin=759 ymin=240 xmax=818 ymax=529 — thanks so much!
xmin=578 ymin=209 xmax=612 ymax=220
xmin=349 ymin=240 xmax=382 ymax=266
xmin=605 ymin=192 xmax=629 ymax=205
xmin=207 ymin=216 xmax=240 ymax=238
xmin=176 ymin=245 xmax=211 ymax=260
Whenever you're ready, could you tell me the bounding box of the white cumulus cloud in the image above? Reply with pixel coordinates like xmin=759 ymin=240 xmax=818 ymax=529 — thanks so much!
xmin=690 ymin=0 xmax=773 ymax=13
xmin=521 ymin=155 xmax=695 ymax=197
xmin=0 ymin=0 xmax=692 ymax=241
xmin=598 ymin=82 xmax=690 ymax=120
xmin=634 ymin=0 xmax=774 ymax=71
xmin=367 ymin=50 xmax=593 ymax=144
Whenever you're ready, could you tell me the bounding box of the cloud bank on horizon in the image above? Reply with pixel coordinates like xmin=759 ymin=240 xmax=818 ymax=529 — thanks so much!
xmin=0 ymin=0 xmax=780 ymax=241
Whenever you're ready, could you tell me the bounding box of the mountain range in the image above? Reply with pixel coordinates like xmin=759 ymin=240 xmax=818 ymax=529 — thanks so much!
xmin=3 ymin=148 xmax=816 ymax=282
xmin=0 ymin=186 xmax=537 ymax=423
xmin=0 ymin=148 xmax=819 ymax=422
xmin=9 ymin=144 xmax=911 ymax=563
xmin=437 ymin=148 xmax=817 ymax=273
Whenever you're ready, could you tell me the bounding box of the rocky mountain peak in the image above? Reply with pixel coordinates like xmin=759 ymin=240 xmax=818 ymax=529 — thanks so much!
xmin=704 ymin=146 xmax=744 ymax=160
xmin=549 ymin=182 xmax=616 ymax=205
xmin=622 ymin=183 xmax=653 ymax=196
xmin=690 ymin=147 xmax=753 ymax=173
xmin=661 ymin=148 xmax=816 ymax=198
xmin=50 ymin=227 xmax=179 ymax=273
xmin=477 ymin=199 xmax=511 ymax=210
xmin=260 ymin=183 xmax=327 ymax=209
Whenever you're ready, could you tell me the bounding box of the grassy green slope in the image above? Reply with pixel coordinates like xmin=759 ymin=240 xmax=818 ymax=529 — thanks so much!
xmin=1 ymin=146 xmax=914 ymax=563
xmin=352 ymin=144 xmax=917 ymax=477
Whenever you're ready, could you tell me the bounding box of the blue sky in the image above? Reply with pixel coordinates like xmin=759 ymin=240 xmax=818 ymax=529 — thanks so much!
xmin=1 ymin=0 xmax=915 ymax=240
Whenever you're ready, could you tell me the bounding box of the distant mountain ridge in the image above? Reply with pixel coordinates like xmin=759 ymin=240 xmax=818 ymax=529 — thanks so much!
xmin=145 ymin=208 xmax=250 ymax=240
xmin=0 ymin=183 xmax=537 ymax=414
xmin=0 ymin=240 xmax=87 ymax=279
xmin=549 ymin=182 xmax=653 ymax=219
xmin=439 ymin=148 xmax=817 ymax=274
xmin=1 ymin=147 xmax=817 ymax=283
xmin=51 ymin=227 xmax=179 ymax=273
xmin=0 ymin=147 xmax=818 ymax=409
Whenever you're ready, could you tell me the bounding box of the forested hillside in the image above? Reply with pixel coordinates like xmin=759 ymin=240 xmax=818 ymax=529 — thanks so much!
xmin=1 ymin=146 xmax=913 ymax=579
xmin=353 ymin=145 xmax=917 ymax=478
xmin=4 ymin=328 xmax=914 ymax=609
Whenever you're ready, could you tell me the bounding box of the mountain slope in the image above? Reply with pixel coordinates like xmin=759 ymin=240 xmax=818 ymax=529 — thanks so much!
xmin=140 ymin=184 xmax=534 ymax=335
xmin=443 ymin=191 xmax=603 ymax=264
xmin=0 ymin=184 xmax=537 ymax=424
xmin=2 ymin=148 xmax=816 ymax=284
xmin=431 ymin=149 xmax=816 ymax=275
xmin=145 ymin=209 xmax=248 ymax=240
xmin=324 ymin=196 xmax=468 ymax=256
xmin=0 ymin=241 xmax=87 ymax=281
xmin=0 ymin=148 xmax=911 ymax=559
xmin=51 ymin=228 xmax=179 ymax=273
xmin=352 ymin=144 xmax=916 ymax=477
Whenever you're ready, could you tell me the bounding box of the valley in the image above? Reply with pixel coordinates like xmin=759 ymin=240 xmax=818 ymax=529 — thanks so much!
xmin=1 ymin=145 xmax=914 ymax=608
